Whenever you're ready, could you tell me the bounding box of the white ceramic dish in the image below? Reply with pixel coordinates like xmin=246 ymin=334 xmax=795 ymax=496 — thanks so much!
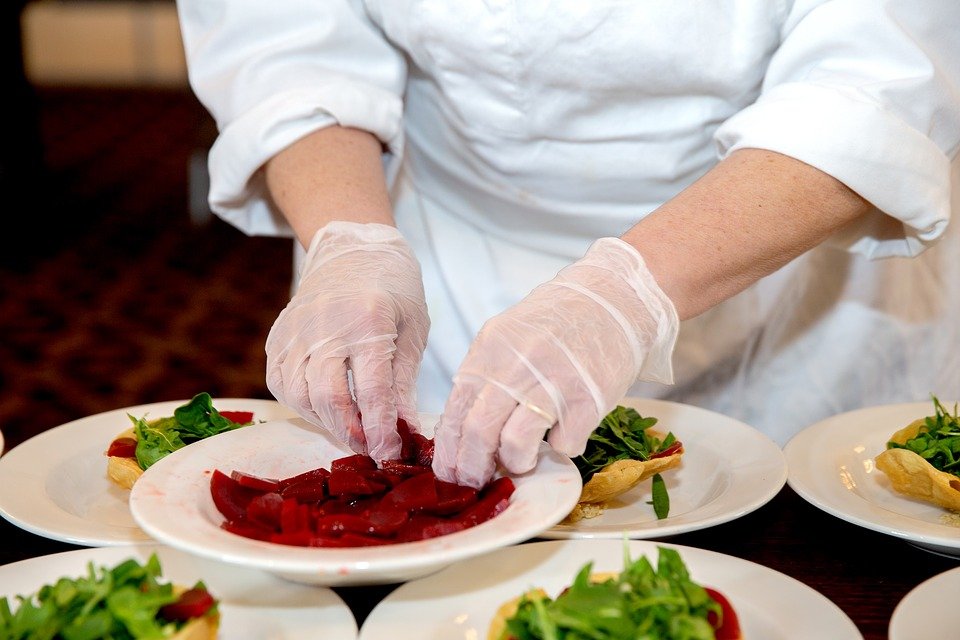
xmin=889 ymin=565 xmax=960 ymax=639
xmin=129 ymin=416 xmax=582 ymax=587
xmin=0 ymin=398 xmax=296 ymax=546
xmin=0 ymin=544 xmax=357 ymax=639
xmin=785 ymin=401 xmax=960 ymax=558
xmin=358 ymin=538 xmax=862 ymax=639
xmin=540 ymin=397 xmax=787 ymax=539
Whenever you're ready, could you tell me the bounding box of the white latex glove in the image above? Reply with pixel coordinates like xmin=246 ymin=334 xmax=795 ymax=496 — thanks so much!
xmin=266 ymin=221 xmax=429 ymax=461
xmin=433 ymin=237 xmax=679 ymax=488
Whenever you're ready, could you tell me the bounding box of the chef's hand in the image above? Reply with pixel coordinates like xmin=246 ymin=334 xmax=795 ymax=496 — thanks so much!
xmin=266 ymin=221 xmax=429 ymax=460
xmin=432 ymin=237 xmax=679 ymax=488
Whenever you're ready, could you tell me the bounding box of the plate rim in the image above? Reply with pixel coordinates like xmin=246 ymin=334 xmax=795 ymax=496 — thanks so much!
xmin=538 ymin=396 xmax=788 ymax=540
xmin=0 ymin=397 xmax=295 ymax=546
xmin=889 ymin=564 xmax=960 ymax=639
xmin=784 ymin=400 xmax=960 ymax=554
xmin=357 ymin=537 xmax=862 ymax=640
xmin=129 ymin=416 xmax=583 ymax=585
xmin=0 ymin=543 xmax=358 ymax=639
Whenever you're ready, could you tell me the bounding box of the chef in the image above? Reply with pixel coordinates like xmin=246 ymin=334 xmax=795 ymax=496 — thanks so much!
xmin=176 ymin=1 xmax=960 ymax=487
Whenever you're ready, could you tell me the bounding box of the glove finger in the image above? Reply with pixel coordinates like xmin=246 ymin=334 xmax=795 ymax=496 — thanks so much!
xmin=455 ymin=381 xmax=518 ymax=489
xmin=432 ymin=382 xmax=474 ymax=484
xmin=498 ymin=387 xmax=558 ymax=474
xmin=350 ymin=341 xmax=402 ymax=461
xmin=305 ymin=354 xmax=366 ymax=454
xmin=546 ymin=388 xmax=604 ymax=458
xmin=392 ymin=324 xmax=426 ymax=432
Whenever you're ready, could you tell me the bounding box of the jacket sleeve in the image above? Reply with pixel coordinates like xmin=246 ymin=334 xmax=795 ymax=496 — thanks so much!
xmin=176 ymin=0 xmax=407 ymax=236
xmin=714 ymin=0 xmax=960 ymax=258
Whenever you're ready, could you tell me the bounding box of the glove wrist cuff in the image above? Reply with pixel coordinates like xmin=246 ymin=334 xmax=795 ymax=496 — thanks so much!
xmin=307 ymin=221 xmax=405 ymax=254
xmin=301 ymin=221 xmax=415 ymax=279
xmin=582 ymin=237 xmax=680 ymax=385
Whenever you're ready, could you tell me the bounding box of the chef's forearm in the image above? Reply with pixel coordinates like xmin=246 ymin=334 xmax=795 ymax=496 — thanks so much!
xmin=622 ymin=148 xmax=872 ymax=321
xmin=264 ymin=125 xmax=394 ymax=249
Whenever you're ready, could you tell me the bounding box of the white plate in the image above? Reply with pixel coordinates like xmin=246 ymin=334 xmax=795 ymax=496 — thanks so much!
xmin=889 ymin=565 xmax=960 ymax=639
xmin=785 ymin=401 xmax=960 ymax=558
xmin=0 ymin=544 xmax=357 ymax=639
xmin=540 ymin=397 xmax=787 ymax=539
xmin=358 ymin=538 xmax=862 ymax=639
xmin=129 ymin=416 xmax=582 ymax=587
xmin=0 ymin=398 xmax=296 ymax=546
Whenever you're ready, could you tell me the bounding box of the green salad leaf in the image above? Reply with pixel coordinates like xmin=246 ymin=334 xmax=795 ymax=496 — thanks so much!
xmin=574 ymin=406 xmax=677 ymax=483
xmin=500 ymin=546 xmax=721 ymax=640
xmin=132 ymin=392 xmax=253 ymax=470
xmin=0 ymin=554 xmax=211 ymax=640
xmin=572 ymin=406 xmax=679 ymax=520
xmin=886 ymin=395 xmax=960 ymax=478
xmin=650 ymin=473 xmax=670 ymax=520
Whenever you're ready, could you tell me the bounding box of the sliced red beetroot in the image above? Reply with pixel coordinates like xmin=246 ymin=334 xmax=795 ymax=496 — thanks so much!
xmin=328 ymin=469 xmax=381 ymax=497
xmin=279 ymin=498 xmax=311 ymax=533
xmin=330 ymin=454 xmax=377 ymax=472
xmin=397 ymin=417 xmax=417 ymax=462
xmin=270 ymin=530 xmax=314 ymax=547
xmin=705 ymin=587 xmax=742 ymax=640
xmin=365 ymin=505 xmax=408 ymax=536
xmin=455 ymin=477 xmax=515 ymax=527
xmin=395 ymin=514 xmax=456 ymax=542
xmin=159 ymin=587 xmax=216 ymax=621
xmin=221 ymin=519 xmax=272 ymax=541
xmin=106 ymin=437 xmax=137 ymax=458
xmin=381 ymin=471 xmax=439 ymax=511
xmin=412 ymin=433 xmax=435 ymax=467
xmin=280 ymin=477 xmax=327 ymax=503
xmin=219 ymin=410 xmax=254 ymax=424
xmin=380 ymin=460 xmax=431 ymax=477
xmin=211 ymin=469 xmax=262 ymax=522
xmin=317 ymin=495 xmax=380 ymax=518
xmin=429 ymin=480 xmax=479 ymax=515
xmin=307 ymin=532 xmax=389 ymax=547
xmin=650 ymin=441 xmax=684 ymax=459
xmin=357 ymin=468 xmax=393 ymax=488
xmin=245 ymin=492 xmax=283 ymax=529
xmin=313 ymin=512 xmax=404 ymax=537
xmin=279 ymin=467 xmax=330 ymax=490
xmin=314 ymin=507 xmax=408 ymax=538
xmin=231 ymin=470 xmax=280 ymax=492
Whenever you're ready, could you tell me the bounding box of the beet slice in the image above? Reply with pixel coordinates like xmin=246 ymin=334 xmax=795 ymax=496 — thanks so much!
xmin=245 ymin=491 xmax=283 ymax=529
xmin=280 ymin=478 xmax=327 ymax=503
xmin=330 ymin=454 xmax=377 ymax=472
xmin=219 ymin=410 xmax=254 ymax=424
xmin=328 ymin=469 xmax=381 ymax=497
xmin=279 ymin=467 xmax=330 ymax=489
xmin=380 ymin=471 xmax=439 ymax=511
xmin=231 ymin=470 xmax=280 ymax=492
xmin=211 ymin=469 xmax=261 ymax=522
xmin=160 ymin=587 xmax=216 ymax=621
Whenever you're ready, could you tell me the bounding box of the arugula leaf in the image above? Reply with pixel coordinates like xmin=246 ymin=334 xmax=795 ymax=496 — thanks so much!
xmin=0 ymin=554 xmax=209 ymax=640
xmin=131 ymin=392 xmax=253 ymax=470
xmin=501 ymin=546 xmax=720 ymax=640
xmin=886 ymin=395 xmax=960 ymax=478
xmin=650 ymin=473 xmax=670 ymax=520
xmin=574 ymin=406 xmax=677 ymax=482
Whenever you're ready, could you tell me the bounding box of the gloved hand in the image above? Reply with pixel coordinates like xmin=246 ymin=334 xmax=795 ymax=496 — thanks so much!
xmin=266 ymin=221 xmax=429 ymax=461
xmin=432 ymin=237 xmax=679 ymax=488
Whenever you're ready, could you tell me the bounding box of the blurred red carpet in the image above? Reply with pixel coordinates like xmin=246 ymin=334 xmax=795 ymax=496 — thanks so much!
xmin=0 ymin=88 xmax=294 ymax=450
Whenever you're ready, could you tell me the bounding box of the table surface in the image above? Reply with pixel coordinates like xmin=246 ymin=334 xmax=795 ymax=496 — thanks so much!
xmin=1 ymin=480 xmax=956 ymax=639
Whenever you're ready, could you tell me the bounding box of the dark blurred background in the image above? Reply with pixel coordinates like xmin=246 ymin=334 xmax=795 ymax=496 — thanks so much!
xmin=1 ymin=0 xmax=295 ymax=453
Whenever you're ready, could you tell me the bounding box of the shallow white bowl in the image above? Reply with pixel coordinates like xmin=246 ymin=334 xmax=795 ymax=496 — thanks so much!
xmin=129 ymin=416 xmax=581 ymax=586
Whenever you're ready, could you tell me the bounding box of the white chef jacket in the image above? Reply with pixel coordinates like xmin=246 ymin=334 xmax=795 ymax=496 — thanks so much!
xmin=177 ymin=0 xmax=960 ymax=445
